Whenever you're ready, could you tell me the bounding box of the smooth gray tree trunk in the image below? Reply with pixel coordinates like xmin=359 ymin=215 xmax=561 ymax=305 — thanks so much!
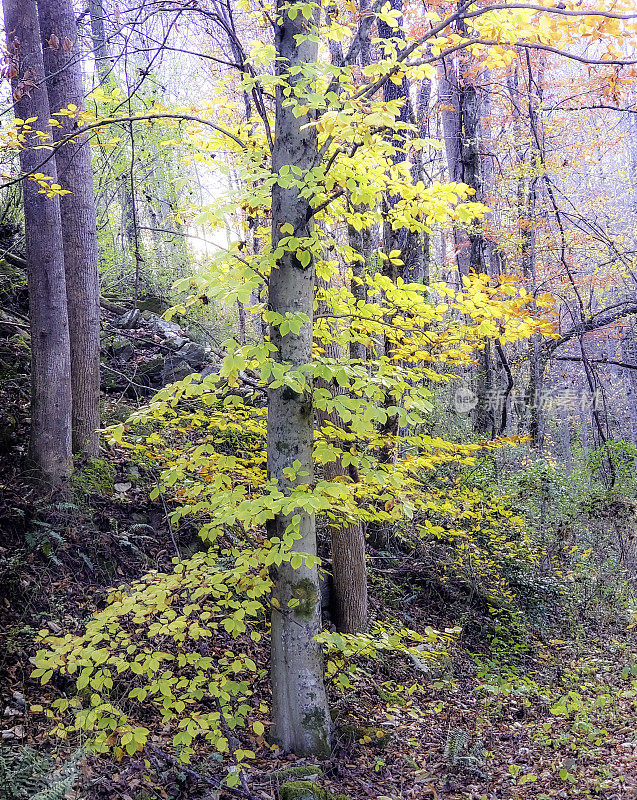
xmin=267 ymin=0 xmax=331 ymax=757
xmin=39 ymin=0 xmax=102 ymax=456
xmin=4 ymin=0 xmax=72 ymax=482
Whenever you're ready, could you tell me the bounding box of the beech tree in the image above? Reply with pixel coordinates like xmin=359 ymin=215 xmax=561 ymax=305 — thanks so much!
xmin=26 ymin=1 xmax=637 ymax=787
xmin=4 ymin=0 xmax=72 ymax=482
xmin=39 ymin=0 xmax=102 ymax=456
xmin=267 ymin=0 xmax=332 ymax=756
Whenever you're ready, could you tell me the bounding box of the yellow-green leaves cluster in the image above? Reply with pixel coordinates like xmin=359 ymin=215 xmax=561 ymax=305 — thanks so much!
xmin=34 ymin=550 xmax=270 ymax=772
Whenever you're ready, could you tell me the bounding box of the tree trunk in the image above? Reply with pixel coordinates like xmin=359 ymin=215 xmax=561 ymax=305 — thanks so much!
xmin=315 ymin=278 xmax=367 ymax=634
xmin=4 ymin=0 xmax=72 ymax=482
xmin=621 ymin=322 xmax=637 ymax=446
xmin=88 ymin=0 xmax=113 ymax=86
xmin=89 ymin=0 xmax=138 ymax=263
xmin=508 ymin=63 xmax=543 ymax=446
xmin=267 ymin=0 xmax=331 ymax=757
xmin=558 ymin=405 xmax=573 ymax=475
xmin=378 ymin=0 xmax=423 ymax=282
xmin=439 ymin=30 xmax=493 ymax=434
xmin=39 ymin=0 xmax=102 ymax=456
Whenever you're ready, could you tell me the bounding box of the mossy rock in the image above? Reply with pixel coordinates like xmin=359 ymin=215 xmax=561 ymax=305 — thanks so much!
xmin=273 ymin=766 xmax=322 ymax=783
xmin=279 ymin=781 xmax=350 ymax=800
xmin=136 ymin=295 xmax=170 ymax=315
xmin=101 ymin=400 xmax=136 ymax=425
xmin=0 ymin=412 xmax=18 ymax=449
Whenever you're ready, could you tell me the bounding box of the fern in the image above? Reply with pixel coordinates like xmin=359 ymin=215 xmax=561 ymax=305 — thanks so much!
xmin=127 ymin=523 xmax=155 ymax=537
xmin=47 ymin=502 xmax=81 ymax=515
xmin=443 ymin=729 xmax=486 ymax=775
xmin=0 ymin=746 xmax=80 ymax=800
xmin=444 ymin=728 xmax=469 ymax=767
xmin=0 ymin=746 xmax=52 ymax=800
xmin=31 ymin=753 xmax=80 ymax=800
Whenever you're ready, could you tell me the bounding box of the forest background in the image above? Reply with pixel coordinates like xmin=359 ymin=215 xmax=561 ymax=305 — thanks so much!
xmin=1 ymin=1 xmax=637 ymax=799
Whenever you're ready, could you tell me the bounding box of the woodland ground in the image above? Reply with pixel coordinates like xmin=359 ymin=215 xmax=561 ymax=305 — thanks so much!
xmin=1 ymin=445 xmax=636 ymax=800
xmin=0 ymin=288 xmax=636 ymax=800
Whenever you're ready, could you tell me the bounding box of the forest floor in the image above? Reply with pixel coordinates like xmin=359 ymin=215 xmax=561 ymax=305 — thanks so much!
xmin=1 ymin=305 xmax=636 ymax=800
xmin=1 ymin=465 xmax=636 ymax=800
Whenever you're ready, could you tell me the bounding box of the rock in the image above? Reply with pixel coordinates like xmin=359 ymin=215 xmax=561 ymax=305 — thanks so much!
xmin=147 ymin=313 xmax=181 ymax=337
xmin=164 ymin=334 xmax=187 ymax=351
xmin=109 ymin=335 xmax=135 ymax=360
xmin=114 ymin=308 xmax=141 ymax=329
xmin=162 ymin=357 xmax=193 ymax=384
xmin=279 ymin=782 xmax=349 ymax=800
xmin=137 ymin=355 xmax=165 ymax=379
xmin=1 ymin=725 xmax=24 ymax=740
xmin=280 ymin=782 xmax=325 ymax=800
xmin=136 ymin=294 xmax=170 ymax=314
xmin=126 ymin=465 xmax=141 ymax=482
xmin=196 ymin=365 xmax=217 ymax=382
xmin=46 ymin=620 xmax=62 ymax=634
xmin=274 ymin=767 xmax=322 ymax=783
xmin=176 ymin=340 xmax=206 ymax=368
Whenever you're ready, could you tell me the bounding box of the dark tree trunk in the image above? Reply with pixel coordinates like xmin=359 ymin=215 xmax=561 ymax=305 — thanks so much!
xmin=315 ymin=279 xmax=367 ymax=634
xmin=378 ymin=0 xmax=423 ymax=283
xmin=439 ymin=25 xmax=494 ymax=434
xmin=88 ymin=0 xmax=113 ymax=85
xmin=621 ymin=322 xmax=637 ymax=446
xmin=39 ymin=0 xmax=102 ymax=456
xmin=4 ymin=0 xmax=72 ymax=482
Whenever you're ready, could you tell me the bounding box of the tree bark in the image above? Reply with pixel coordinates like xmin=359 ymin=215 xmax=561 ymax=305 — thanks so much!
xmin=439 ymin=24 xmax=493 ymax=434
xmin=558 ymin=405 xmax=573 ymax=475
xmin=315 ymin=278 xmax=367 ymax=634
xmin=267 ymin=0 xmax=331 ymax=757
xmin=88 ymin=0 xmax=113 ymax=86
xmin=4 ymin=0 xmax=73 ymax=482
xmin=621 ymin=321 xmax=637 ymax=446
xmin=39 ymin=0 xmax=102 ymax=456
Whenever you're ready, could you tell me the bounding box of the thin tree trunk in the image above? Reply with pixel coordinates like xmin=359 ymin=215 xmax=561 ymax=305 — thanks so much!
xmin=621 ymin=322 xmax=637 ymax=446
xmin=267 ymin=0 xmax=330 ymax=757
xmin=321 ymin=5 xmax=368 ymax=627
xmin=39 ymin=0 xmax=101 ymax=456
xmin=89 ymin=0 xmax=138 ymax=264
xmin=508 ymin=63 xmax=543 ymax=446
xmin=558 ymin=405 xmax=573 ymax=475
xmin=376 ymin=0 xmax=424 ymax=466
xmin=88 ymin=0 xmax=113 ymax=86
xmin=4 ymin=0 xmax=72 ymax=482
xmin=315 ymin=276 xmax=367 ymax=634
xmin=440 ymin=28 xmax=493 ymax=434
